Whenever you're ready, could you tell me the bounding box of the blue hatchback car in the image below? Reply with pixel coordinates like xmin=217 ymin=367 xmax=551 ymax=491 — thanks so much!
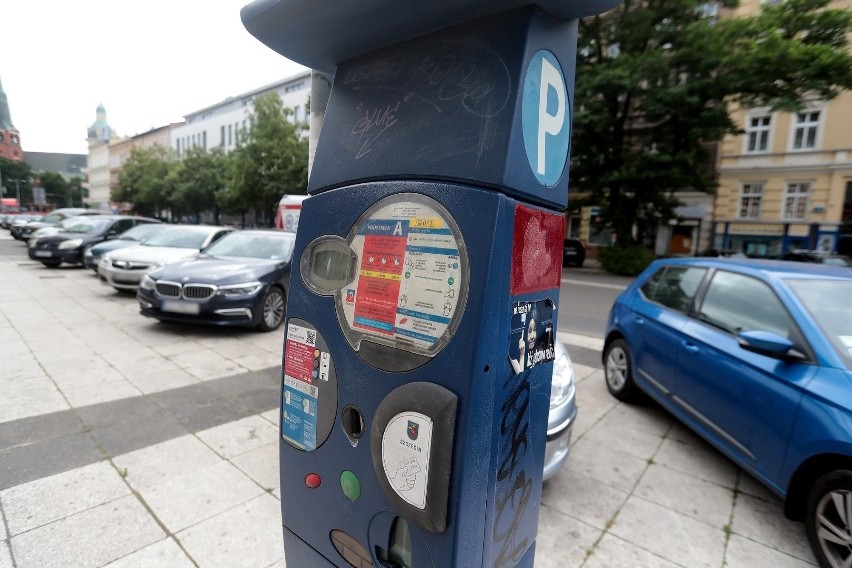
xmin=603 ymin=258 xmax=852 ymax=568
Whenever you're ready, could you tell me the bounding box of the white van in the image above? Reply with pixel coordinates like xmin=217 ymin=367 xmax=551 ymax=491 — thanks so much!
xmin=275 ymin=194 xmax=309 ymax=233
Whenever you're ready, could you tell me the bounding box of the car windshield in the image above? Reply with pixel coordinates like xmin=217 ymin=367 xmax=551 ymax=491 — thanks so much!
xmin=41 ymin=213 xmax=64 ymax=224
xmin=204 ymin=232 xmax=295 ymax=260
xmin=118 ymin=224 xmax=162 ymax=242
xmin=142 ymin=227 xmax=211 ymax=249
xmin=787 ymin=279 xmax=852 ymax=370
xmin=64 ymin=219 xmax=112 ymax=234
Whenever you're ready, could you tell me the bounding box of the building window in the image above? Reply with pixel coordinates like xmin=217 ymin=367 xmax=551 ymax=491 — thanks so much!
xmin=792 ymin=111 xmax=820 ymax=150
xmin=176 ymin=139 xmax=181 ymax=155
xmin=221 ymin=126 xmax=226 ymax=146
xmin=285 ymin=82 xmax=305 ymax=93
xmin=739 ymin=182 xmax=763 ymax=219
xmin=228 ymin=124 xmax=232 ymax=146
xmin=783 ymin=182 xmax=810 ymax=221
xmin=745 ymin=115 xmax=771 ymax=153
xmin=10 ymin=134 xmax=18 ymax=145
xmin=203 ymin=131 xmax=207 ymax=150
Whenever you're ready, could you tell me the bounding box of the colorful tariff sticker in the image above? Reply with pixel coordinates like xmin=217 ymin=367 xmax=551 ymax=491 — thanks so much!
xmin=284 ymin=323 xmax=317 ymax=384
xmin=282 ymin=375 xmax=319 ymax=451
xmin=509 ymin=299 xmax=556 ymax=374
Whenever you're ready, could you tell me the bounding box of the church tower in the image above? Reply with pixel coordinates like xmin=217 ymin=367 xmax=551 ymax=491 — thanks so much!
xmin=0 ymin=77 xmax=23 ymax=161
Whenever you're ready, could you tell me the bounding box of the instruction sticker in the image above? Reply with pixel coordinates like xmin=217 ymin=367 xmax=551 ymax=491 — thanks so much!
xmin=282 ymin=375 xmax=319 ymax=450
xmin=509 ymin=299 xmax=556 ymax=374
xmin=341 ymin=197 xmax=466 ymax=355
xmin=284 ymin=323 xmax=317 ymax=384
xmin=381 ymin=412 xmax=433 ymax=510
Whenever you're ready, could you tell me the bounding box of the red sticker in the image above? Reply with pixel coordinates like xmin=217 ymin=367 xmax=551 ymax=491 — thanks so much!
xmin=284 ymin=339 xmax=315 ymax=383
xmin=510 ymin=205 xmax=564 ymax=295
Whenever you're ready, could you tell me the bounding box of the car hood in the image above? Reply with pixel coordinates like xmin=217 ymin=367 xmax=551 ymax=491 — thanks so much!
xmin=152 ymin=256 xmax=286 ymax=284
xmin=43 ymin=231 xmax=103 ymax=245
xmin=23 ymin=222 xmax=51 ymax=230
xmin=107 ymin=245 xmax=200 ymax=265
xmin=90 ymin=240 xmax=138 ymax=255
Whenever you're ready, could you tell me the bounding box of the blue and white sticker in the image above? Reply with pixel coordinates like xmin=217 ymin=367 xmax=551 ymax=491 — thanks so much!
xmin=282 ymin=375 xmax=319 ymax=450
xmin=522 ymin=50 xmax=570 ymax=187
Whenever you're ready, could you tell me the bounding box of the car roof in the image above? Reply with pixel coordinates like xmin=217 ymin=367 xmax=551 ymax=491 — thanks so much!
xmin=649 ymin=257 xmax=852 ymax=281
xmin=226 ymin=229 xmax=296 ymax=237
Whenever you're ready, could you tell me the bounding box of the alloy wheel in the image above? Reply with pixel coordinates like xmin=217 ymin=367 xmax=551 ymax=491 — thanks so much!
xmin=606 ymin=347 xmax=628 ymax=391
xmin=815 ymin=489 xmax=852 ymax=567
xmin=263 ymin=289 xmax=285 ymax=329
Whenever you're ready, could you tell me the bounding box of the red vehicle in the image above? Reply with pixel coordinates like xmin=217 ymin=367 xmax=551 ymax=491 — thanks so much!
xmin=274 ymin=194 xmax=309 ymax=233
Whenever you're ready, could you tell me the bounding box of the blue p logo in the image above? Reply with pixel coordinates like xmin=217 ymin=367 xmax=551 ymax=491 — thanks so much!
xmin=522 ymin=50 xmax=570 ymax=187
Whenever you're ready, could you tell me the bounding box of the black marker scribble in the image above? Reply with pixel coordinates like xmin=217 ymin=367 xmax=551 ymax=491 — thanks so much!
xmin=492 ymin=370 xmax=532 ymax=568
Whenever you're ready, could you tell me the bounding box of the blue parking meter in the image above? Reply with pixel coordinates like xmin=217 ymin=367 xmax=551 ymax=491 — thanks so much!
xmin=242 ymin=1 xmax=619 ymax=566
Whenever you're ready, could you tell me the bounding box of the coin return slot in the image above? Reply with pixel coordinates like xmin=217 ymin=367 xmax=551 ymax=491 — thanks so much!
xmin=342 ymin=405 xmax=365 ymax=446
xmin=376 ymin=517 xmax=413 ymax=568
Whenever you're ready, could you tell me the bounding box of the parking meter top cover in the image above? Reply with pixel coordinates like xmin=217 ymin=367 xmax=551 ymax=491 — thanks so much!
xmin=301 ymin=193 xmax=469 ymax=371
xmin=241 ymin=0 xmax=623 ymax=73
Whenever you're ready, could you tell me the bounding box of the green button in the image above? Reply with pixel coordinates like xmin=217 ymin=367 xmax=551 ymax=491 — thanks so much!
xmin=340 ymin=470 xmax=361 ymax=501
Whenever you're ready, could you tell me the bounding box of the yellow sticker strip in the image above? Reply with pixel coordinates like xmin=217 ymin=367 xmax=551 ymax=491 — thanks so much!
xmin=359 ymin=270 xmax=402 ymax=281
xmin=410 ymin=218 xmax=443 ymax=229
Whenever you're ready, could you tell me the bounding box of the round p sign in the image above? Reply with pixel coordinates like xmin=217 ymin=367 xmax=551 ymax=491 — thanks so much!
xmin=522 ymin=50 xmax=570 ymax=187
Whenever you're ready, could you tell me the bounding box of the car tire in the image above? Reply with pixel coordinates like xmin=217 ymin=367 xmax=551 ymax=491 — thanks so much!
xmin=258 ymin=286 xmax=286 ymax=332
xmin=604 ymin=338 xmax=638 ymax=402
xmin=41 ymin=260 xmax=61 ymax=268
xmin=806 ymin=470 xmax=852 ymax=568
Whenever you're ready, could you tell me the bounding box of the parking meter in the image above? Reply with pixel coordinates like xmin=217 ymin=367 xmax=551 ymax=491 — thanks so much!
xmin=242 ymin=1 xmax=619 ymax=566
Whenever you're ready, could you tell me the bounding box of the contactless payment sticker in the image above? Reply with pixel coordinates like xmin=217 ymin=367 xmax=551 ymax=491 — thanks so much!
xmin=381 ymin=412 xmax=433 ymax=510
xmin=338 ymin=194 xmax=468 ymax=358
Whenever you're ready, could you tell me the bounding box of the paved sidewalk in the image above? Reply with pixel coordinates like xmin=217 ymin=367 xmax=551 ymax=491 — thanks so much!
xmin=0 ymin=235 xmax=818 ymax=567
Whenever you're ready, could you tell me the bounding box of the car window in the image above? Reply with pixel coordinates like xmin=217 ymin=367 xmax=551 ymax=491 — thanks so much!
xmin=697 ymin=271 xmax=794 ymax=338
xmin=65 ymin=219 xmax=112 ymax=234
xmin=640 ymin=266 xmax=707 ymax=314
xmin=205 ymin=232 xmax=296 ymax=260
xmin=119 ymin=223 xmax=163 ymax=241
xmin=143 ymin=227 xmax=212 ymax=248
xmin=112 ymin=219 xmax=135 ymax=234
xmin=787 ymin=278 xmax=852 ymax=370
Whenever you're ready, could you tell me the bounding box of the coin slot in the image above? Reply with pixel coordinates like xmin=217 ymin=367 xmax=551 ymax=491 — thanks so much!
xmin=342 ymin=405 xmax=365 ymax=446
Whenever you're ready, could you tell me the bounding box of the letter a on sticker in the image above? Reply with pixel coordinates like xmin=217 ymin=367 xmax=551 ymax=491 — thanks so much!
xmin=393 ymin=222 xmax=403 ymax=236
xmin=538 ymin=58 xmax=566 ymax=176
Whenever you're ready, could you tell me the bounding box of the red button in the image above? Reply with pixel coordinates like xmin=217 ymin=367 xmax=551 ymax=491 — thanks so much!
xmin=305 ymin=473 xmax=321 ymax=489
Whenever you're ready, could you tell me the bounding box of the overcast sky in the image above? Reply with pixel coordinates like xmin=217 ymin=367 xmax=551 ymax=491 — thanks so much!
xmin=2 ymin=0 xmax=307 ymax=156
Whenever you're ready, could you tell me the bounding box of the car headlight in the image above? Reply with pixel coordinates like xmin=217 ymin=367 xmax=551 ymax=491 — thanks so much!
xmin=217 ymin=282 xmax=263 ymax=297
xmin=59 ymin=239 xmax=83 ymax=250
xmin=140 ymin=274 xmax=156 ymax=291
xmin=550 ymin=348 xmax=576 ymax=409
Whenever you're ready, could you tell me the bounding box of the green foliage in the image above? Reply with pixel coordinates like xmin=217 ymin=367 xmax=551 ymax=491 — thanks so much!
xmin=572 ymin=0 xmax=852 ymax=246
xmin=597 ymin=245 xmax=656 ymax=276
xmin=228 ymin=93 xmax=308 ymax=225
xmin=114 ymin=144 xmax=173 ymax=217
xmin=168 ymin=146 xmax=227 ymax=222
xmin=0 ymin=156 xmax=33 ymax=205
xmin=39 ymin=171 xmax=71 ymax=207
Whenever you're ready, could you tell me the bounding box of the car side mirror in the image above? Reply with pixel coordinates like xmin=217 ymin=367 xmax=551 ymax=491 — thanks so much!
xmin=737 ymin=330 xmax=806 ymax=361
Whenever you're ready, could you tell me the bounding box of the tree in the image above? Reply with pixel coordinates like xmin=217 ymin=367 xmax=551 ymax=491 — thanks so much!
xmin=571 ymin=0 xmax=852 ymax=246
xmin=114 ymin=144 xmax=173 ymax=218
xmin=168 ymin=146 xmax=227 ymax=223
xmin=0 ymin=156 xmax=33 ymax=207
xmin=228 ymin=93 xmax=308 ymax=225
xmin=38 ymin=171 xmax=70 ymax=207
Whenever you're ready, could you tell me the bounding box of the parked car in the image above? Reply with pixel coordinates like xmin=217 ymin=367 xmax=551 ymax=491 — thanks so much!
xmin=12 ymin=208 xmax=107 ymax=241
xmin=563 ymin=238 xmax=586 ymax=267
xmin=782 ymin=249 xmax=852 ymax=267
xmin=84 ymin=223 xmax=170 ymax=271
xmin=544 ymin=339 xmax=577 ymax=480
xmin=27 ymin=216 xmax=90 ymax=246
xmin=8 ymin=214 xmax=44 ymax=237
xmin=99 ymin=225 xmax=233 ymax=292
xmin=137 ymin=230 xmax=296 ymax=331
xmin=602 ymin=257 xmax=852 ymax=567
xmin=28 ymin=216 xmax=160 ymax=267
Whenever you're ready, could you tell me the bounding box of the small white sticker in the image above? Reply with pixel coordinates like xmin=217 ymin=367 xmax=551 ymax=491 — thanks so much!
xmin=287 ymin=323 xmax=317 ymax=347
xmin=381 ymin=412 xmax=433 ymax=509
xmin=319 ymin=352 xmax=330 ymax=381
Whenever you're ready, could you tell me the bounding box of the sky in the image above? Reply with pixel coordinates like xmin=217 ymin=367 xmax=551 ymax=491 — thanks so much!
xmin=1 ymin=0 xmax=308 ymax=156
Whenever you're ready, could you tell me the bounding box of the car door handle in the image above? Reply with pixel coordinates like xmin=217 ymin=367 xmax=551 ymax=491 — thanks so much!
xmin=681 ymin=341 xmax=699 ymax=353
xmin=633 ymin=316 xmax=645 ymax=325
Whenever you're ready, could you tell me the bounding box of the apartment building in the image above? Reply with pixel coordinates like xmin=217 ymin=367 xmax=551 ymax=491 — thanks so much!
xmin=712 ymin=0 xmax=852 ymax=256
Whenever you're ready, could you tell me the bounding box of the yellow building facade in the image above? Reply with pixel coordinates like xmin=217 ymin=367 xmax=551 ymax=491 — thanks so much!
xmin=713 ymin=0 xmax=852 ymax=257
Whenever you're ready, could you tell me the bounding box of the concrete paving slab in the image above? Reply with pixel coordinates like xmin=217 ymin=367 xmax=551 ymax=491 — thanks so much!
xmin=50 ymin=366 xmax=128 ymax=391
xmin=125 ymin=367 xmax=199 ymax=394
xmin=598 ymin=401 xmax=673 ymax=439
xmin=197 ymin=415 xmax=279 ymax=459
xmin=542 ymin=469 xmax=628 ymax=530
xmin=9 ymin=495 xmax=165 ymax=568
xmin=0 ymin=431 xmax=102 ymax=492
xmin=654 ymin=436 xmax=738 ymax=489
xmin=231 ymin=443 xmax=280 ymax=491
xmin=535 ymin=504 xmax=600 ymax=568
xmin=610 ymin=496 xmax=727 ymax=568
xmin=178 ymin=493 xmax=285 ymax=568
xmin=104 ymin=537 xmax=195 ymax=568
xmin=136 ymin=461 xmax=264 ymax=533
xmin=731 ymin=492 xmax=813 ymax=562
xmin=260 ymin=409 xmax=280 ymax=426
xmin=0 ymin=461 xmax=129 ymax=536
xmin=582 ymin=417 xmax=664 ymax=461
xmin=634 ymin=463 xmax=734 ymax=529
xmin=584 ymin=533 xmax=683 ymax=568
xmin=63 ymin=378 xmax=142 ymax=408
xmin=0 ymin=541 xmax=11 ymax=568
xmin=114 ymin=435 xmax=223 ymax=490
xmin=566 ymin=437 xmax=650 ymax=494
xmin=726 ymin=534 xmax=818 ymax=568
xmin=738 ymin=469 xmax=781 ymax=502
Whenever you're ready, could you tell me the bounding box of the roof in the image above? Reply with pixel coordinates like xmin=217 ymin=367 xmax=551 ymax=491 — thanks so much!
xmin=25 ymin=152 xmax=86 ymax=176
xmin=182 ymin=70 xmax=312 ymax=120
xmin=241 ymin=0 xmax=623 ymax=73
xmin=651 ymin=257 xmax=852 ymax=280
